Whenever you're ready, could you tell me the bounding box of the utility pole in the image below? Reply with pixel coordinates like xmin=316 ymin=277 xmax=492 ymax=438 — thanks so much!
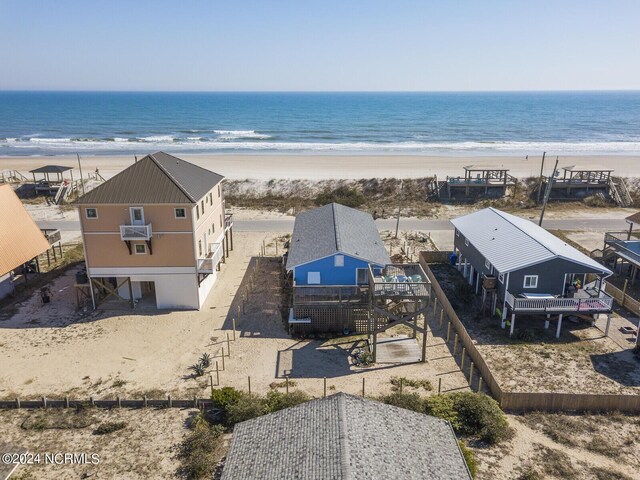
xmin=536 ymin=151 xmax=546 ymax=203
xmin=76 ymin=153 xmax=86 ymax=195
xmin=394 ymin=179 xmax=404 ymax=239
xmin=539 ymin=157 xmax=559 ymax=226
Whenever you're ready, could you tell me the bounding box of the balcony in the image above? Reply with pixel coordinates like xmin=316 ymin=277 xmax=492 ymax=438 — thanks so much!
xmin=505 ymin=290 xmax=614 ymax=314
xmin=198 ymin=242 xmax=224 ymax=274
xmin=120 ymin=224 xmax=152 ymax=241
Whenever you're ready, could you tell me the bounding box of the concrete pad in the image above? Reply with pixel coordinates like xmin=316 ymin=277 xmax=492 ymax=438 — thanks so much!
xmin=375 ymin=335 xmax=422 ymax=364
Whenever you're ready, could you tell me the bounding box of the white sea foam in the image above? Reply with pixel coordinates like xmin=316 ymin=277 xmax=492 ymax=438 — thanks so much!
xmin=1 ymin=136 xmax=640 ymax=155
xmin=213 ymin=130 xmax=272 ymax=140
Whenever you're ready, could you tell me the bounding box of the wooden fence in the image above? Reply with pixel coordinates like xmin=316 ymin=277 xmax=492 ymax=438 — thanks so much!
xmin=0 ymin=396 xmax=213 ymax=410
xmin=420 ymin=252 xmax=640 ymax=413
xmin=605 ymin=280 xmax=640 ymax=317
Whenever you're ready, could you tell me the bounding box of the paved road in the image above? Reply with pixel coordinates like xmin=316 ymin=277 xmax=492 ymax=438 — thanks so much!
xmin=38 ymin=217 xmax=629 ymax=234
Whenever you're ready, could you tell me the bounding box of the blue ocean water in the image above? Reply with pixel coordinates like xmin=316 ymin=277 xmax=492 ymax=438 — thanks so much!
xmin=1 ymin=91 xmax=639 ymax=156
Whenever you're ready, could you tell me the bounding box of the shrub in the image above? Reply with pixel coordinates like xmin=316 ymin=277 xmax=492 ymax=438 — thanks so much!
xmin=390 ymin=376 xmax=433 ymax=392
xmin=377 ymin=392 xmax=424 ymax=413
xmin=264 ymin=390 xmax=311 ymax=413
xmin=452 ymin=393 xmax=513 ymax=444
xmin=189 ymin=363 xmax=205 ymax=377
xmin=458 ymin=441 xmax=478 ymax=478
xmin=199 ymin=353 xmax=211 ymax=369
xmin=315 ymin=186 xmax=366 ymax=208
xmin=93 ymin=421 xmax=127 ymax=435
xmin=424 ymin=394 xmax=461 ymax=430
xmin=517 ymin=467 xmax=543 ymax=480
xmin=225 ymin=393 xmax=266 ymax=426
xmin=179 ymin=421 xmax=225 ymax=479
xmin=211 ymin=387 xmax=243 ymax=411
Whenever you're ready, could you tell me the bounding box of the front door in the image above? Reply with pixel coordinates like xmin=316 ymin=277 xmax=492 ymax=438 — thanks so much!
xmin=130 ymin=207 xmax=144 ymax=225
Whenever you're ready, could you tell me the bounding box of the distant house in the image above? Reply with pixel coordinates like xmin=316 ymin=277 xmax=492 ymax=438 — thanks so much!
xmin=75 ymin=152 xmax=233 ymax=310
xmin=221 ymin=393 xmax=472 ymax=480
xmin=286 ymin=203 xmax=390 ymax=287
xmin=600 ymin=211 xmax=640 ymax=284
xmin=0 ymin=184 xmax=50 ymax=299
xmin=451 ymin=207 xmax=613 ymax=337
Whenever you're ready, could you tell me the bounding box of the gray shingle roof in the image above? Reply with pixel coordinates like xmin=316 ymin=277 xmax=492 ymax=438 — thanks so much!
xmin=221 ymin=393 xmax=471 ymax=480
xmin=451 ymin=207 xmax=612 ymax=274
xmin=75 ymin=152 xmax=224 ymax=205
xmin=285 ymin=203 xmax=391 ymax=270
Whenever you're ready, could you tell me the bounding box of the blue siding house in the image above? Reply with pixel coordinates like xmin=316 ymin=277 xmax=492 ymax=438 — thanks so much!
xmin=286 ymin=203 xmax=390 ymax=287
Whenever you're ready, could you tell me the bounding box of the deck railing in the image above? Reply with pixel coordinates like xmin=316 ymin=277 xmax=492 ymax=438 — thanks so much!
xmin=369 ymin=263 xmax=431 ymax=298
xmin=293 ymin=285 xmax=367 ymax=305
xmin=120 ymin=224 xmax=152 ymax=241
xmin=198 ymin=242 xmax=224 ymax=274
xmin=225 ymin=213 xmax=233 ymax=230
xmin=505 ymin=291 xmax=614 ymax=313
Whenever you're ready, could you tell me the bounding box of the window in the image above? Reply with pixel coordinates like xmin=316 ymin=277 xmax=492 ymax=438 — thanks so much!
xmin=134 ymin=244 xmax=146 ymax=254
xmin=220 ymin=214 xmax=223 ymax=227
xmin=212 ymin=222 xmax=215 ymax=233
xmin=175 ymin=208 xmax=186 ymax=219
xmin=196 ymin=205 xmax=200 ymax=220
xmin=498 ymin=273 xmax=505 ymax=283
xmin=465 ymin=238 xmax=469 ymax=246
xmin=198 ymin=240 xmax=203 ymax=257
xmin=209 ymin=193 xmax=213 ymax=204
xmin=307 ymin=272 xmax=321 ymax=284
xmin=523 ymin=275 xmax=538 ymax=289
xmin=356 ymin=268 xmax=369 ymax=285
xmin=218 ymin=185 xmax=221 ymax=197
xmin=334 ymin=255 xmax=344 ymax=267
xmin=201 ymin=200 xmax=204 ymax=213
xmin=456 ymin=229 xmax=460 ymax=237
xmin=485 ymin=259 xmax=491 ymax=270
xmin=85 ymin=208 xmax=98 ymax=219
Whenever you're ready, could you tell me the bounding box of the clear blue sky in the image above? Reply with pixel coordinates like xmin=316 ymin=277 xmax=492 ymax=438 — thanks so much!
xmin=1 ymin=0 xmax=639 ymax=91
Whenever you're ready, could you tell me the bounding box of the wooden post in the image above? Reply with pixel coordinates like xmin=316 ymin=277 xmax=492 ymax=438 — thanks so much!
xmin=453 ymin=333 xmax=458 ymax=354
xmin=433 ymin=296 xmax=438 ymax=315
xmin=439 ymin=308 xmax=444 ymax=328
xmin=622 ymin=279 xmax=628 ymax=307
xmin=324 ymin=377 xmax=327 ymax=398
xmin=286 ymin=376 xmax=289 ymax=394
xmin=469 ymin=362 xmax=474 ymax=384
xmin=422 ymin=325 xmax=428 ymax=363
xmin=209 ymin=375 xmax=214 ymax=396
xmin=605 ymin=313 xmax=612 ymax=337
xmin=216 ymin=361 xmax=220 ymax=385
xmin=90 ymin=396 xmax=95 ymax=407
xmin=478 ymin=377 xmax=483 ymax=393
xmin=221 ymin=348 xmax=225 ymax=370
xmin=42 ymin=396 xmax=47 ymax=409
xmin=143 ymin=395 xmax=148 ymax=408
xmin=16 ymin=397 xmax=20 ymax=409
xmin=446 ymin=322 xmax=452 ymax=343
xmin=168 ymin=395 xmax=172 ymax=408
xmin=461 ymin=347 xmax=466 ymax=371
xmin=399 ymin=378 xmax=403 ymax=394
xmin=232 ymin=318 xmax=237 ymax=341
xmin=248 ymin=376 xmax=251 ymax=394
xmin=117 ymin=396 xmax=121 ymax=408
xmin=226 ymin=333 xmax=231 ymax=356
xmin=362 ymin=377 xmax=366 ymax=397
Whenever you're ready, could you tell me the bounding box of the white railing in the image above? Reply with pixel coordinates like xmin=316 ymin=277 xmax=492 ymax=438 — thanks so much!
xmin=198 ymin=242 xmax=224 ymax=273
xmin=224 ymin=213 xmax=233 ymax=231
xmin=505 ymin=291 xmax=614 ymax=313
xmin=120 ymin=224 xmax=152 ymax=240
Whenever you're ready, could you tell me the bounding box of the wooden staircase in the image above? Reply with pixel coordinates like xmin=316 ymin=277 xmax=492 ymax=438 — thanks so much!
xmin=608 ymin=176 xmax=633 ymax=207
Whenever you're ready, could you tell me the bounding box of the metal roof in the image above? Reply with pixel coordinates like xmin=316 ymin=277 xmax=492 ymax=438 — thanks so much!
xmin=29 ymin=165 xmax=73 ymax=174
xmin=221 ymin=393 xmax=471 ymax=480
xmin=75 ymin=152 xmax=224 ymax=205
xmin=0 ymin=185 xmax=50 ymax=275
xmin=285 ymin=203 xmax=391 ymax=270
xmin=451 ymin=207 xmax=612 ymax=275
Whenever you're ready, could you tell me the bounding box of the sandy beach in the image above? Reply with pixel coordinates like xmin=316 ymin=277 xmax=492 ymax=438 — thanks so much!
xmin=3 ymin=153 xmax=640 ymax=180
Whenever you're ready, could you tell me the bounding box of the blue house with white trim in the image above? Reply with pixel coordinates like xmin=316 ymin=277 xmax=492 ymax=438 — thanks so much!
xmin=286 ymin=203 xmax=390 ymax=287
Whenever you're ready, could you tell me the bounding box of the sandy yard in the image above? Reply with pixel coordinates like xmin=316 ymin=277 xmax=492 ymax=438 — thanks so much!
xmin=0 ymin=407 xmax=201 ymax=480
xmin=429 ymin=263 xmax=640 ymax=396
xmin=0 ymin=231 xmax=468 ymax=402
xmin=472 ymin=411 xmax=640 ymax=480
